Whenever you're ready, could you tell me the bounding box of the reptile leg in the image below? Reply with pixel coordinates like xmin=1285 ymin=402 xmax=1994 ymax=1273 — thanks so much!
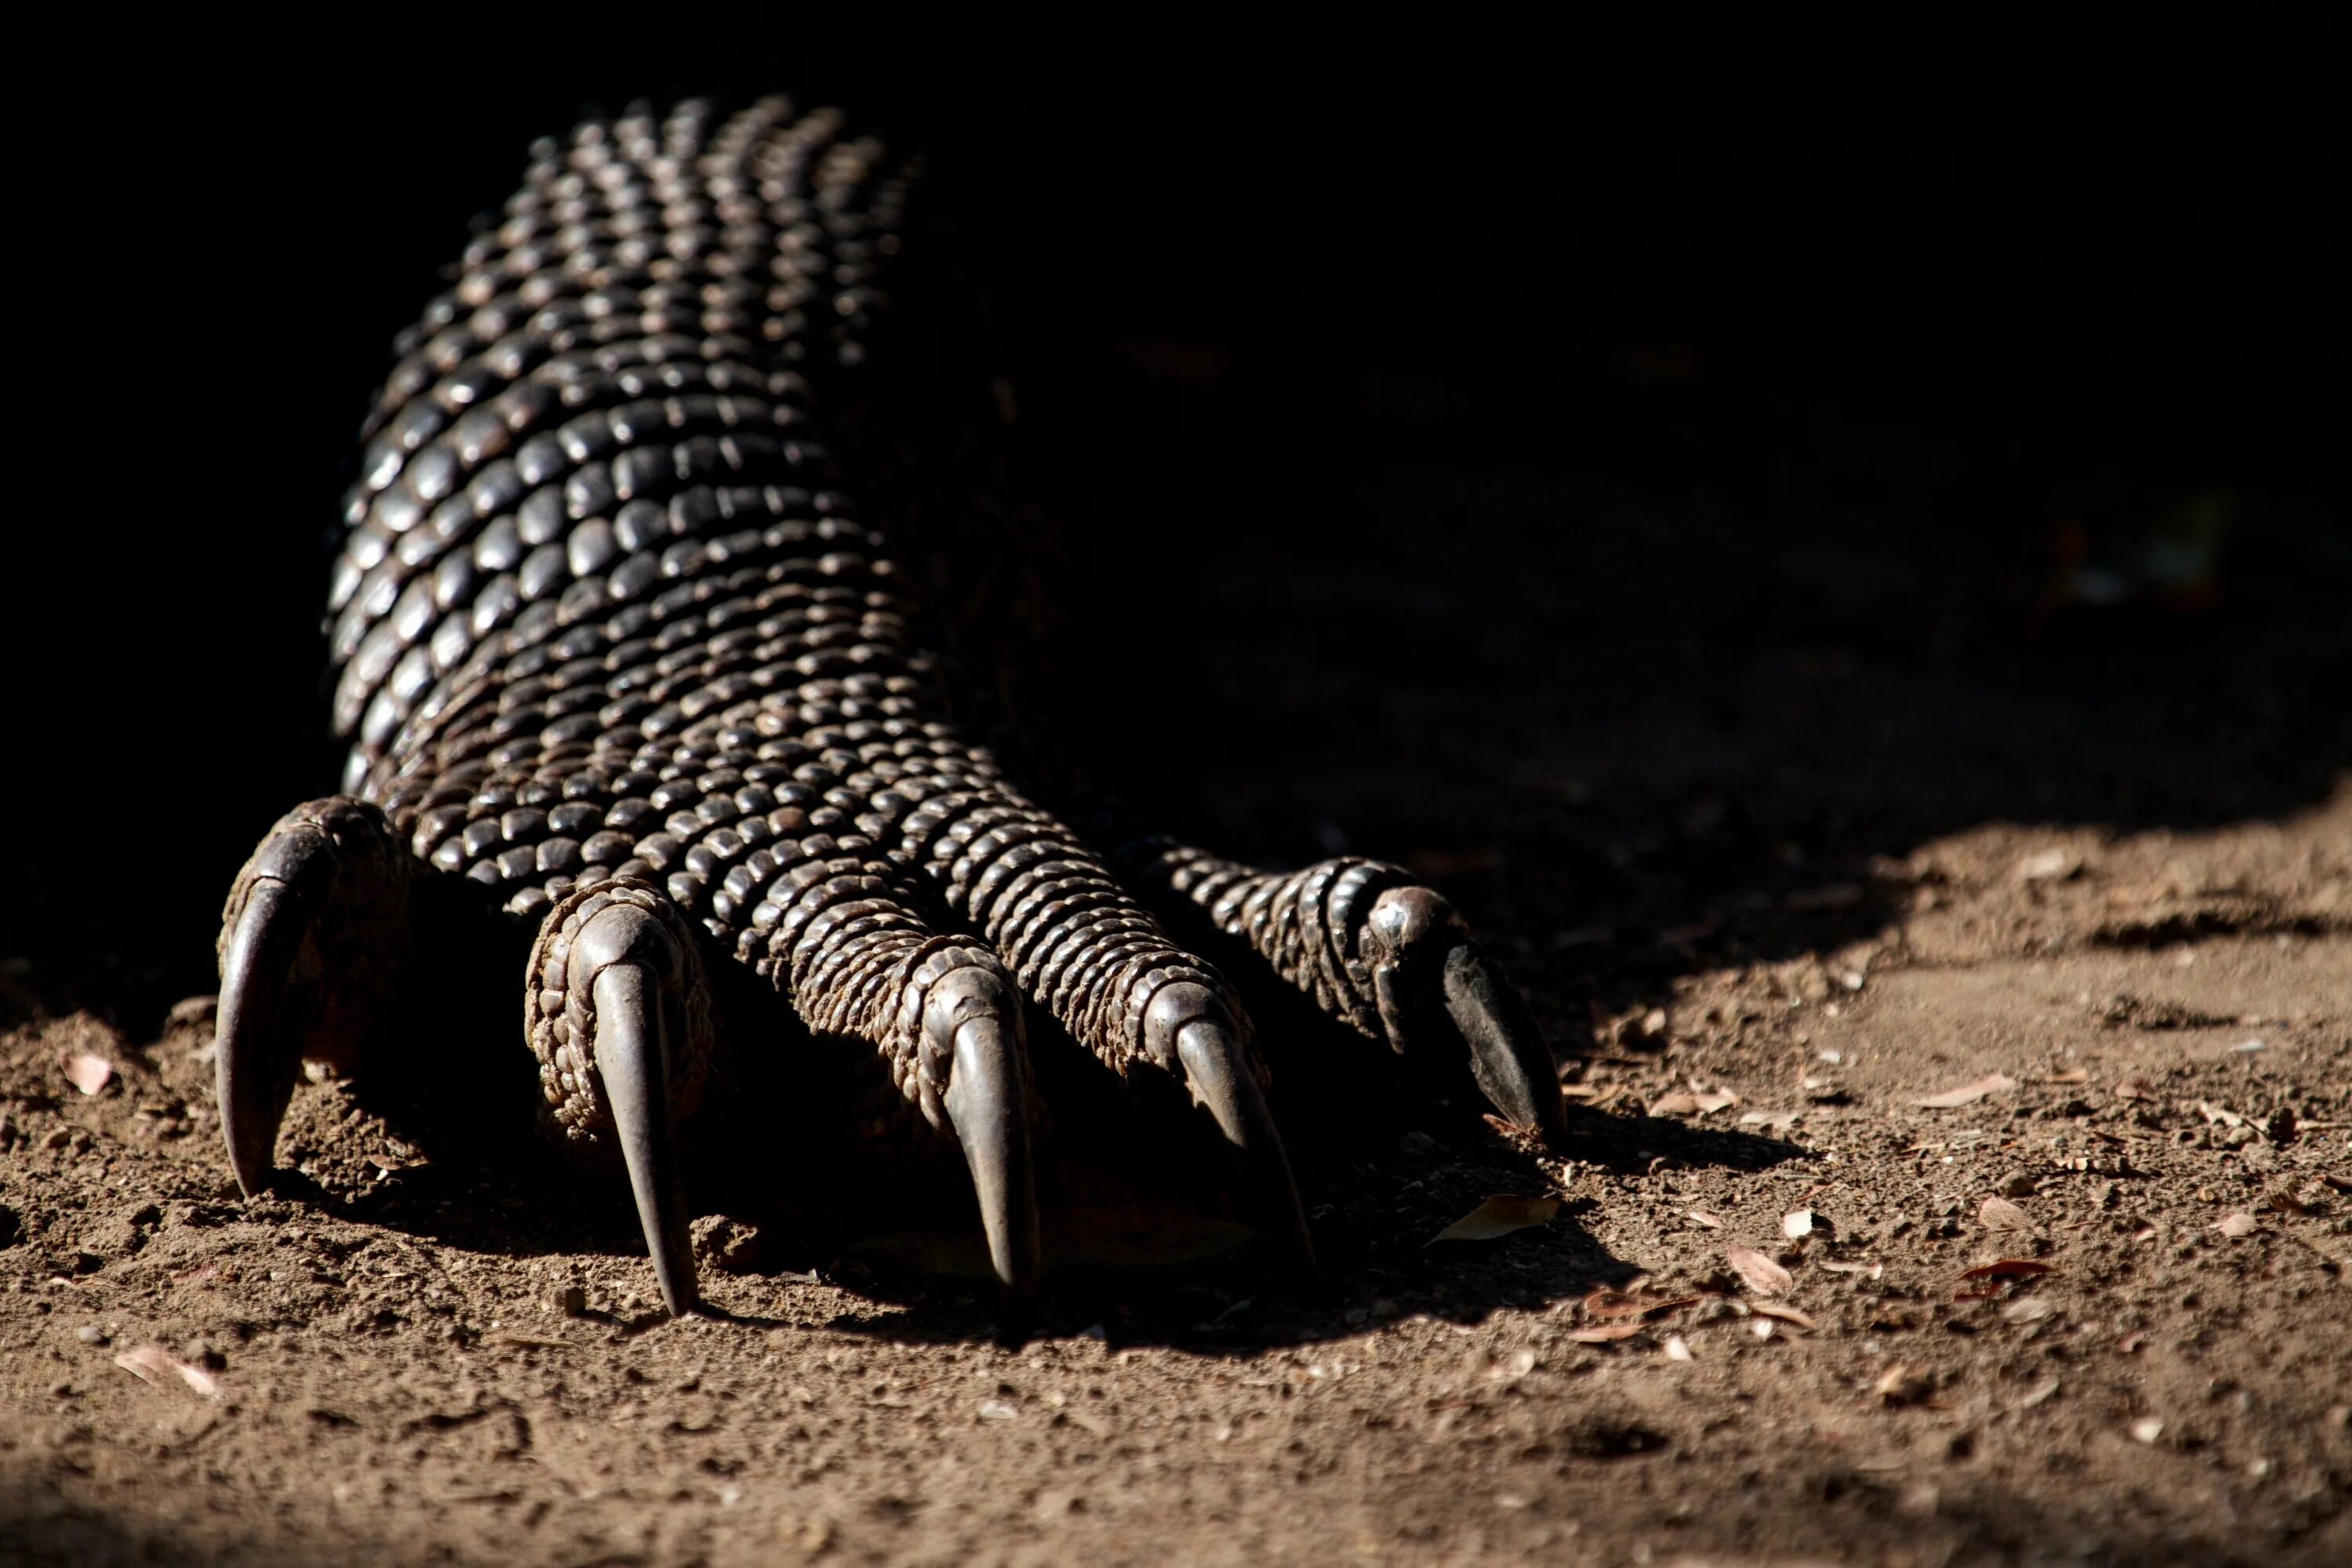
xmin=1121 ymin=844 xmax=1569 ymax=1144
xmin=215 ymin=798 xmax=418 ymax=1195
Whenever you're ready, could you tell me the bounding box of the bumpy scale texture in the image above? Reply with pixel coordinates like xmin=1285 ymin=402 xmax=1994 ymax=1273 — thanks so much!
xmin=321 ymin=97 xmax=1253 ymax=1127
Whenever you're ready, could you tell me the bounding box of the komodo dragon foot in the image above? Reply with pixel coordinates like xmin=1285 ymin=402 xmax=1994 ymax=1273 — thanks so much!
xmin=214 ymin=96 xmax=1565 ymax=1337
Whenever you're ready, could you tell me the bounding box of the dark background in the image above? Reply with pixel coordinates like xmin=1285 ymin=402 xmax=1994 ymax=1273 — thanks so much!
xmin=9 ymin=8 xmax=2346 ymax=1032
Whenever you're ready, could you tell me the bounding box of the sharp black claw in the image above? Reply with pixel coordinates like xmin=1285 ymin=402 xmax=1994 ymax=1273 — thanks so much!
xmin=589 ymin=964 xmax=701 ymax=1316
xmin=215 ymin=876 xmax=313 ymax=1197
xmin=1442 ymin=942 xmax=1569 ymax=1145
xmin=1368 ymin=885 xmax=1567 ymax=1144
xmin=929 ymin=970 xmax=1041 ymax=1341
xmin=1172 ymin=1013 xmax=1319 ymax=1280
xmin=572 ymin=905 xmax=702 ymax=1317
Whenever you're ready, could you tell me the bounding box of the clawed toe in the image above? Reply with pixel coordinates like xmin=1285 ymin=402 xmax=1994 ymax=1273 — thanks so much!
xmin=1145 ymin=982 xmax=1316 ymax=1280
xmin=1128 ymin=845 xmax=1570 ymax=1145
xmin=215 ymin=799 xmax=415 ymax=1197
xmin=923 ymin=965 xmax=1042 ymax=1338
xmin=527 ymin=881 xmax=713 ymax=1316
xmin=1366 ymin=887 xmax=1569 ymax=1144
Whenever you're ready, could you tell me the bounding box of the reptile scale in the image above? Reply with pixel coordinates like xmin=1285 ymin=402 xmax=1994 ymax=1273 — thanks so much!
xmin=214 ymin=96 xmax=1566 ymax=1334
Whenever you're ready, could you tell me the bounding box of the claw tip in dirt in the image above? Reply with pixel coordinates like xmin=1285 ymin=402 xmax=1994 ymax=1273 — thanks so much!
xmin=1428 ymin=1195 xmax=1559 ymax=1244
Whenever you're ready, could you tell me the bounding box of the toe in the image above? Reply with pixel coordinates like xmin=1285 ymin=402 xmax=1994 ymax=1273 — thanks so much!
xmin=527 ymin=880 xmax=715 ymax=1316
xmin=215 ymin=799 xmax=415 ymax=1196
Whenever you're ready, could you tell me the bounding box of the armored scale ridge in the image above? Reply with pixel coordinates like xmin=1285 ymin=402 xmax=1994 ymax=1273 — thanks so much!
xmin=215 ymin=96 xmax=1567 ymax=1333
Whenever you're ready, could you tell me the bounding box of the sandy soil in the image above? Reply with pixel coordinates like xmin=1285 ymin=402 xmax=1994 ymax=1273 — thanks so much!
xmin=6 ymin=39 xmax=2347 ymax=1559
xmin=4 ymin=770 xmax=2347 ymax=1566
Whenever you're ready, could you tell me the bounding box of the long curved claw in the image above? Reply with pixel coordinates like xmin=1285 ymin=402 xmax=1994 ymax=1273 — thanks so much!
xmin=1152 ymin=984 xmax=1318 ymax=1279
xmin=586 ymin=963 xmax=700 ymax=1317
xmin=216 ymin=874 xmax=318 ymax=1196
xmin=1441 ymin=942 xmax=1569 ymax=1144
xmin=214 ymin=802 xmax=412 ymax=1198
xmin=925 ymin=969 xmax=1041 ymax=1342
xmin=560 ymin=897 xmax=705 ymax=1317
xmin=1369 ymin=886 xmax=1568 ymax=1144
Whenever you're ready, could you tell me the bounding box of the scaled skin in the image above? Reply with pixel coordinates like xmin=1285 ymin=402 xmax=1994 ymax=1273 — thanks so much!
xmin=214 ymin=97 xmax=1563 ymax=1330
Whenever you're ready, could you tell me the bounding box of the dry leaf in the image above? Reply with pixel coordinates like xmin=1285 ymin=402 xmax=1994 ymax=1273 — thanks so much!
xmin=1664 ymin=1334 xmax=1693 ymax=1361
xmin=1581 ymin=1288 xmax=1698 ymax=1323
xmin=1725 ymin=1246 xmax=1793 ymax=1296
xmin=63 ymin=1054 xmax=114 ymax=1097
xmin=112 ymin=1345 xmax=220 ymax=1400
xmin=1875 ymin=1363 xmax=1932 ymax=1403
xmin=1647 ymin=1091 xmax=1704 ymax=1117
xmin=1959 ymin=1259 xmax=2053 ymax=1281
xmin=1916 ymin=1073 xmax=2016 ymax=1109
xmin=1561 ymin=1322 xmax=1645 ymax=1343
xmin=2214 ymin=1211 xmax=2257 ymax=1238
xmin=1978 ymin=1197 xmax=2032 ymax=1232
xmin=1752 ymin=1301 xmax=1816 ymax=1331
xmin=1428 ymin=1195 xmax=1559 ymax=1244
xmin=1685 ymin=1209 xmax=1725 ymax=1229
xmin=2114 ymin=1078 xmax=2157 ymax=1101
xmin=1782 ymin=1208 xmax=1815 ymax=1240
xmin=2017 ymin=1377 xmax=2061 ymax=1409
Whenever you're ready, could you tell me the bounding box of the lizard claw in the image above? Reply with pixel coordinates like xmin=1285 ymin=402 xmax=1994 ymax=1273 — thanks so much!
xmin=528 ymin=883 xmax=712 ymax=1316
xmin=215 ymin=800 xmax=412 ymax=1196
xmin=924 ymin=967 xmax=1042 ymax=1343
xmin=1149 ymin=983 xmax=1318 ymax=1280
xmin=1367 ymin=887 xmax=1567 ymax=1143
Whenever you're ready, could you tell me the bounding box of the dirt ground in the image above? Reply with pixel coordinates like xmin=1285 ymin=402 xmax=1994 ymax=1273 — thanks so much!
xmin=4 ymin=743 xmax=2348 ymax=1567
xmin=8 ymin=32 xmax=2350 ymax=1564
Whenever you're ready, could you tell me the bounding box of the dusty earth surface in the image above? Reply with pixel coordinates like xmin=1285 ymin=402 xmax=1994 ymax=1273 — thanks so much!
xmin=5 ymin=634 xmax=2349 ymax=1568
xmin=9 ymin=27 xmax=2350 ymax=1567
